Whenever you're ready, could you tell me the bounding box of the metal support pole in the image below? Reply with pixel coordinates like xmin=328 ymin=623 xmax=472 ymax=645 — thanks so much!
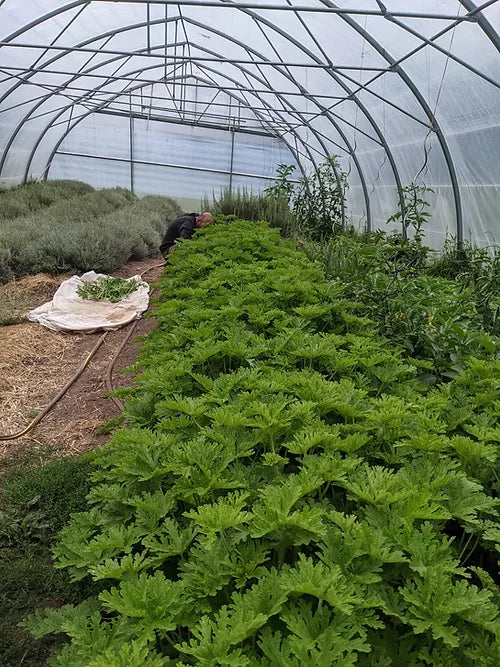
xmin=0 ymin=66 xmax=355 ymax=99
xmin=146 ymin=3 xmax=151 ymax=54
xmin=0 ymin=42 xmax=393 ymax=70
xmin=229 ymin=124 xmax=235 ymax=193
xmin=129 ymin=94 xmax=134 ymax=192
xmin=88 ymin=1 xmax=480 ymax=21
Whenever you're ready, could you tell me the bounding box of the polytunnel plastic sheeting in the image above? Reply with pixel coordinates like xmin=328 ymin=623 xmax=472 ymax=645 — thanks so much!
xmin=50 ymin=153 xmax=134 ymax=190
xmin=50 ymin=113 xmax=297 ymax=203
xmin=0 ymin=1 xmax=498 ymax=248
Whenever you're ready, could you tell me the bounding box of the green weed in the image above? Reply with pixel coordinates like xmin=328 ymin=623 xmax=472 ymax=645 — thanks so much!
xmin=0 ymin=455 xmax=94 ymax=666
xmin=201 ymin=186 xmax=298 ymax=237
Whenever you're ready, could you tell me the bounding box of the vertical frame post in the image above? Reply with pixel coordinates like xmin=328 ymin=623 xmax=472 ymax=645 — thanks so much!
xmin=129 ymin=93 xmax=134 ymax=193
xmin=229 ymin=123 xmax=235 ymax=193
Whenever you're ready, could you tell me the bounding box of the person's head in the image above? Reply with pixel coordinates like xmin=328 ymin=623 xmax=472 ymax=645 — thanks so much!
xmin=195 ymin=212 xmax=215 ymax=228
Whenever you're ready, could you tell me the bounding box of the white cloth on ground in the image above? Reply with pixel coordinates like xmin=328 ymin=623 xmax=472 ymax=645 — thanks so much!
xmin=28 ymin=271 xmax=150 ymax=333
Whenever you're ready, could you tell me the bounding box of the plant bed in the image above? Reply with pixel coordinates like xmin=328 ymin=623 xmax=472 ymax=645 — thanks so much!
xmin=0 ymin=184 xmax=181 ymax=282
xmin=26 ymin=221 xmax=500 ymax=665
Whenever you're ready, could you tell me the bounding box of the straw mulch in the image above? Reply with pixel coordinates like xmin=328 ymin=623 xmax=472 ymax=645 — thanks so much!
xmin=0 ymin=259 xmax=162 ymax=463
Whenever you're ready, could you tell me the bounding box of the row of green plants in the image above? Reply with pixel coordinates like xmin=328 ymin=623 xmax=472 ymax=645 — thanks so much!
xmin=302 ymin=230 xmax=499 ymax=380
xmin=300 ymin=191 xmax=499 ymax=380
xmin=206 ymin=164 xmax=498 ymax=380
xmin=202 ymin=156 xmax=347 ymax=242
xmin=26 ymin=220 xmax=500 ymax=665
xmin=0 ymin=182 xmax=181 ymax=282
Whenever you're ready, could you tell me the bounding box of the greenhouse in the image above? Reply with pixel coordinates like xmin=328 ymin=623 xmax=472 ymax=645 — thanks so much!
xmin=0 ymin=0 xmax=498 ymax=244
xmin=1 ymin=1 xmax=500 ymax=666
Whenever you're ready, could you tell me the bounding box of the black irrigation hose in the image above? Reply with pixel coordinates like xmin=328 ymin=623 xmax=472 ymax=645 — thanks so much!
xmin=104 ymin=319 xmax=139 ymax=411
xmin=0 ymin=261 xmax=165 ymax=442
xmin=105 ymin=261 xmax=165 ymax=410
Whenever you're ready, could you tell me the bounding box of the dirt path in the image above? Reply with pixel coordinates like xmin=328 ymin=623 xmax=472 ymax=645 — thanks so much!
xmin=0 ymin=258 xmax=165 ymax=462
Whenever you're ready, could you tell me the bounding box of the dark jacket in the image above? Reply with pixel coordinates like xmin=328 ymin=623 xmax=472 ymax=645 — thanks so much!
xmin=160 ymin=213 xmax=199 ymax=255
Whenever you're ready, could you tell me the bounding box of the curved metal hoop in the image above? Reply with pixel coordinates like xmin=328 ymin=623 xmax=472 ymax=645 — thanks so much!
xmin=1 ymin=0 xmax=498 ymax=239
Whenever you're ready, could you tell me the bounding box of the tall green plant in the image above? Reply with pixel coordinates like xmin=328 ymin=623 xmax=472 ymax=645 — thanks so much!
xmin=293 ymin=155 xmax=348 ymax=241
xmin=387 ymin=183 xmax=433 ymax=243
xmin=427 ymin=239 xmax=500 ymax=335
xmin=201 ymin=185 xmax=298 ymax=236
xmin=263 ymin=163 xmax=296 ymax=204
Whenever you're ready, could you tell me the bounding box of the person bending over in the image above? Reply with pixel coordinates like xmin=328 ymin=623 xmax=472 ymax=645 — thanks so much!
xmin=160 ymin=212 xmax=214 ymax=257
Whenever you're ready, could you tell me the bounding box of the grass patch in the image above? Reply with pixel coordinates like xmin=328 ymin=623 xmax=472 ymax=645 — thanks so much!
xmin=0 ymin=274 xmax=64 ymax=327
xmin=0 ymin=283 xmax=30 ymax=325
xmin=1 ymin=456 xmax=92 ymax=529
xmin=0 ymin=454 xmax=94 ymax=666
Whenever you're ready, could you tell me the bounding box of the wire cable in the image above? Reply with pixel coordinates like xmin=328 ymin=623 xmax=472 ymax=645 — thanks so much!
xmin=413 ymin=5 xmax=461 ymax=184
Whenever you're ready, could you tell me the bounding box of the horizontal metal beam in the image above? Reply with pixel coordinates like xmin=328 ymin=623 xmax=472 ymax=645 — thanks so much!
xmin=89 ymin=0 xmax=478 ymax=21
xmin=54 ymin=148 xmax=299 ymax=181
xmin=80 ymin=101 xmax=286 ymax=129
xmin=0 ymin=66 xmax=350 ymax=99
xmin=83 ymin=107 xmax=277 ymax=137
xmin=0 ymin=41 xmax=391 ymax=70
xmin=382 ymin=9 xmax=500 ymax=91
xmin=0 ymin=81 xmax=346 ymax=117
xmin=34 ymin=88 xmax=348 ymax=117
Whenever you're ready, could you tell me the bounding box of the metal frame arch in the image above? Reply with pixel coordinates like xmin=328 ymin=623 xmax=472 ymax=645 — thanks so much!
xmin=1 ymin=1 xmax=87 ymax=44
xmin=2 ymin=5 xmax=406 ymax=229
xmin=3 ymin=14 xmax=341 ymax=172
xmin=318 ymin=0 xmax=465 ymax=243
xmin=43 ymin=72 xmax=311 ymax=191
xmin=32 ymin=66 xmax=307 ymax=181
xmin=220 ymin=4 xmax=405 ymax=227
xmin=30 ymin=57 xmax=319 ymax=182
xmin=17 ymin=28 xmax=365 ymax=226
xmin=0 ymin=1 xmax=90 ymax=104
xmin=0 ymin=36 xmax=178 ymax=174
xmin=0 ymin=15 xmax=192 ymax=175
xmin=2 ymin=10 xmax=372 ymax=226
xmin=458 ymin=0 xmax=500 ymax=51
xmin=21 ymin=45 xmax=321 ymax=181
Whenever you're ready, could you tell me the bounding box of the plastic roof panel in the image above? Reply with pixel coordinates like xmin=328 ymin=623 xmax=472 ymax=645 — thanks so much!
xmin=0 ymin=0 xmax=498 ymax=246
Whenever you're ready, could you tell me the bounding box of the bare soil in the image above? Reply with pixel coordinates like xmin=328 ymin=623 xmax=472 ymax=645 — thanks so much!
xmin=0 ymin=258 xmax=165 ymax=462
